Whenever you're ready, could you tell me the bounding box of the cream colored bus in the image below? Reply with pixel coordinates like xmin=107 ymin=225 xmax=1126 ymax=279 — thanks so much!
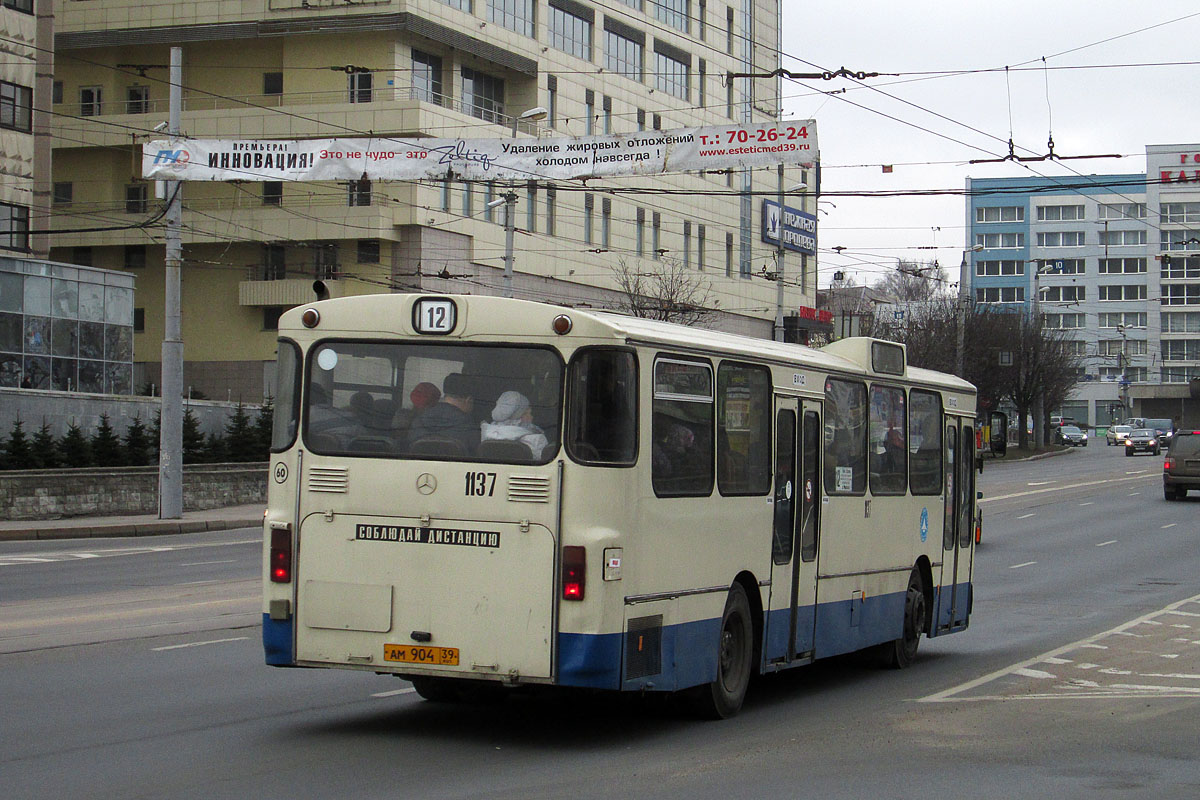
xmin=263 ymin=294 xmax=978 ymax=718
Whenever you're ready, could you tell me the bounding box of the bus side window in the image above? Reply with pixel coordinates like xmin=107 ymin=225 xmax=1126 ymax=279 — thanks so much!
xmin=823 ymin=378 xmax=867 ymax=495
xmin=566 ymin=349 xmax=637 ymax=465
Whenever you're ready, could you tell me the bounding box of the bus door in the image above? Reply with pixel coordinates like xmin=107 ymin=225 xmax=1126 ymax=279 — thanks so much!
xmin=936 ymin=417 xmax=974 ymax=632
xmin=768 ymin=398 xmax=820 ymax=663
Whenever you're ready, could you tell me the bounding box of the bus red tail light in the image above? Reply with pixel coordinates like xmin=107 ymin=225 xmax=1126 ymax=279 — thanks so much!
xmin=562 ymin=546 xmax=586 ymax=601
xmin=270 ymin=527 xmax=293 ymax=583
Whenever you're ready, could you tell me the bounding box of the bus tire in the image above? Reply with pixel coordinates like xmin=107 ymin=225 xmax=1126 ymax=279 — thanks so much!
xmin=691 ymin=583 xmax=754 ymax=719
xmin=882 ymin=569 xmax=926 ymax=670
xmin=410 ymin=676 xmax=462 ymax=703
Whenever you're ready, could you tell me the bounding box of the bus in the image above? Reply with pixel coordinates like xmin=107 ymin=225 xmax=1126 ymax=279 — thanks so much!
xmin=262 ymin=294 xmax=978 ymax=718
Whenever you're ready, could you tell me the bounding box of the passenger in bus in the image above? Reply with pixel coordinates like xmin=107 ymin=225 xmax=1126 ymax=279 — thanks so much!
xmin=407 ymin=373 xmax=478 ymax=454
xmin=653 ymin=421 xmax=698 ymax=478
xmin=481 ymin=390 xmax=549 ymax=459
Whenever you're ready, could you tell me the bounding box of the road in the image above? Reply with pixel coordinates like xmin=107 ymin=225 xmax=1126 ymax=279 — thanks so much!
xmin=2 ymin=446 xmax=1198 ymax=799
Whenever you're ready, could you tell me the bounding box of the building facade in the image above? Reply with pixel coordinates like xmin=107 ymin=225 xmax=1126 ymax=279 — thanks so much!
xmin=47 ymin=0 xmax=815 ymax=401
xmin=966 ymin=145 xmax=1200 ymax=428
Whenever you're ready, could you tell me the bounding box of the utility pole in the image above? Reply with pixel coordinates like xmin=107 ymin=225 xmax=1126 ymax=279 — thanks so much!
xmin=502 ymin=191 xmax=517 ymax=298
xmin=158 ymin=46 xmax=184 ymax=519
xmin=774 ymin=163 xmax=785 ymax=342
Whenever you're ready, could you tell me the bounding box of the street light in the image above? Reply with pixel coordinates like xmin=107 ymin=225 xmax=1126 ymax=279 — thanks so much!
xmin=511 ymin=106 xmax=548 ymax=137
xmin=485 ymin=194 xmax=518 ymax=297
xmin=955 ymin=244 xmax=984 ymax=377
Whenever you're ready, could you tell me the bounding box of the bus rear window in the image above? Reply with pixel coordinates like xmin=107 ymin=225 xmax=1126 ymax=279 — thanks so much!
xmin=304 ymin=342 xmax=562 ymax=463
xmin=271 ymin=339 xmax=301 ymax=452
xmin=566 ymin=349 xmax=637 ymax=465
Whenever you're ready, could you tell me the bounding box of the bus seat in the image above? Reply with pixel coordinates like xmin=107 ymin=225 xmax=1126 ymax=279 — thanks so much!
xmin=478 ymin=439 xmax=533 ymax=461
xmin=349 ymin=436 xmax=395 ymax=454
xmin=306 ymin=432 xmax=341 ymax=452
xmin=409 ymin=437 xmax=467 ymax=458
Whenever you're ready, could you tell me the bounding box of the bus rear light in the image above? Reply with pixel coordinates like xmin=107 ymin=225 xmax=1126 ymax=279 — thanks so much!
xmin=270 ymin=528 xmax=293 ymax=583
xmin=562 ymin=545 xmax=586 ymax=600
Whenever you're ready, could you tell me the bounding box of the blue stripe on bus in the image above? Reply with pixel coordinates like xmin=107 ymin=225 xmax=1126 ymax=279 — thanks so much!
xmin=262 ymin=613 xmax=295 ymax=666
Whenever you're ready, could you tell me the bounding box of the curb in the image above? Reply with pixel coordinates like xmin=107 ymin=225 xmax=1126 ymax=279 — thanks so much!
xmin=0 ymin=517 xmax=263 ymax=542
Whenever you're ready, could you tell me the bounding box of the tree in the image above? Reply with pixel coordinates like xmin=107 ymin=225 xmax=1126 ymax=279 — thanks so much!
xmin=253 ymin=397 xmax=275 ymax=461
xmin=203 ymin=432 xmax=228 ymax=463
xmin=59 ymin=421 xmax=93 ymax=467
xmin=182 ymin=408 xmax=205 ymax=463
xmin=2 ymin=418 xmax=31 ymax=470
xmin=610 ymin=257 xmax=717 ymax=326
xmin=90 ymin=413 xmax=125 ymax=467
xmin=123 ymin=415 xmax=154 ymax=467
xmin=872 ymin=259 xmax=949 ymax=302
xmin=224 ymin=402 xmax=257 ymax=462
xmin=30 ymin=421 xmax=60 ymax=469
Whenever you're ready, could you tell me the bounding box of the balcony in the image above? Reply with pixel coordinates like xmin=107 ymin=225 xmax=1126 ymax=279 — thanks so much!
xmin=238 ymin=276 xmax=346 ymax=307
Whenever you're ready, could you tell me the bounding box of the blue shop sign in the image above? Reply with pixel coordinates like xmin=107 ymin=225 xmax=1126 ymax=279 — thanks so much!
xmin=762 ymin=199 xmax=817 ymax=255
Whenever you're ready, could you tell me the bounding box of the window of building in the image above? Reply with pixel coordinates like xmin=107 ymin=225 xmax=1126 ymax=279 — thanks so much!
xmin=263 ymin=182 xmax=283 ymax=206
xmin=1161 ymin=202 xmax=1200 ymax=224
xmin=1039 ymin=285 xmax=1085 ymax=303
xmin=123 ymin=245 xmax=146 ymax=270
xmin=1098 ymin=312 xmax=1146 ymax=328
xmin=698 ymin=0 xmax=707 ymax=39
xmin=489 ymin=0 xmax=535 ymax=37
xmin=604 ymin=25 xmax=644 ymax=82
xmin=1100 ymin=229 xmax=1147 ymax=247
xmin=263 ymin=307 xmax=284 ymax=331
xmin=976 ymin=206 xmax=1024 ymax=223
xmin=823 ymin=377 xmax=867 ymax=495
xmin=697 ymin=224 xmax=706 ymax=271
xmin=1162 ymin=311 xmax=1200 ymax=333
xmin=462 ymin=67 xmax=504 ymax=123
xmin=603 ymin=94 xmax=613 ymax=134
xmin=2 ymin=0 xmax=34 ymax=14
xmin=440 ymin=0 xmax=471 ymax=10
xmin=1036 ymin=258 xmax=1083 ymax=275
xmin=1099 ymin=339 xmax=1147 ymax=357
xmin=349 ymin=70 xmax=372 ymax=103
xmin=1161 ymin=229 xmax=1200 ymax=251
xmin=583 ymin=193 xmax=594 ymax=245
xmin=264 ymin=244 xmax=286 ymax=280
xmin=716 ymin=362 xmax=770 ymax=496
xmin=79 ymin=86 xmax=102 ymax=117
xmin=1162 ymin=366 xmax=1200 ymax=383
xmin=548 ymin=0 xmax=592 ymax=60
xmin=1098 ymin=284 xmax=1147 ymax=302
xmin=1036 ymin=204 xmax=1084 ymax=221
xmin=1099 ymin=202 xmax=1146 ymax=220
xmin=726 ymin=6 xmax=735 ymax=54
xmin=725 ymin=231 xmax=733 ymax=276
xmin=461 ymin=180 xmax=473 ymax=217
xmin=1099 ymin=258 xmax=1146 ymax=274
xmin=584 ymin=89 xmax=595 ymax=135
xmin=546 ymin=186 xmax=556 ymax=236
xmin=975 ymin=286 xmax=1024 ymax=303
xmin=635 ymin=207 xmax=645 ymax=256
xmin=125 ymin=85 xmax=150 ymax=114
xmin=0 ymin=202 xmax=29 ymax=251
xmin=52 ymin=80 xmax=61 ymax=104
xmin=71 ymin=246 xmax=92 ymax=266
xmin=314 ymin=242 xmax=339 ymax=280
xmin=976 ymin=259 xmax=1025 ymax=276
xmin=0 ymin=80 xmax=33 ymax=132
xmin=1044 ymin=313 xmax=1086 ymax=329
xmin=682 ymin=220 xmax=691 ymax=267
xmin=52 ymin=182 xmax=73 ymax=205
xmin=1162 ymin=255 xmax=1200 ymax=279
xmin=547 ymin=75 xmax=558 ymax=127
xmin=483 ymin=181 xmax=495 ymax=222
xmin=263 ymin=72 xmax=284 ymax=96
xmin=412 ymin=50 xmax=444 ymax=103
xmin=654 ymin=47 xmax=690 ymax=100
xmin=526 ymin=182 xmax=537 ymax=232
xmin=133 ymin=308 xmax=145 ymax=333
xmin=1162 ymin=340 xmax=1200 ymax=361
xmin=697 ymin=59 xmax=706 ymax=107
xmin=601 ymin=197 xmax=611 ymax=249
xmin=1036 ymin=231 xmax=1084 ymax=247
xmin=617 ymin=0 xmax=641 ymax=8
xmin=726 ymin=73 xmax=735 ymax=119
xmin=125 ymin=184 xmax=148 ymax=214
xmin=1161 ymin=284 xmax=1200 ymax=306
xmin=347 ymin=179 xmax=371 ymax=207
xmin=652 ymin=211 xmax=661 ymax=258
xmin=357 ymin=239 xmax=380 ymax=263
xmin=441 ymin=179 xmax=452 ymax=212
xmin=976 ymin=232 xmax=1024 ymax=249
xmin=652 ymin=357 xmax=714 ymax=497
xmin=653 ymin=0 xmax=689 ymax=32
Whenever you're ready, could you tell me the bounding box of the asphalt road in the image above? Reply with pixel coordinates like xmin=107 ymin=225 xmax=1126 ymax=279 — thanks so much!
xmin=2 ymin=446 xmax=1198 ymax=799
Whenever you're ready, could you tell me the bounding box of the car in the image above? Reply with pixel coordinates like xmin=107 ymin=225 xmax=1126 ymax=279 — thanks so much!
xmin=1056 ymin=425 xmax=1087 ymax=446
xmin=1163 ymin=430 xmax=1200 ymax=500
xmin=1106 ymin=425 xmax=1132 ymax=446
xmin=1125 ymin=418 xmax=1176 ymax=447
xmin=1124 ymin=428 xmax=1160 ymax=456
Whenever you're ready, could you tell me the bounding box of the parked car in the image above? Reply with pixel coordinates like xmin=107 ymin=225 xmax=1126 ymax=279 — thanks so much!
xmin=1124 ymin=428 xmax=1160 ymax=456
xmin=1163 ymin=430 xmax=1200 ymax=500
xmin=1056 ymin=425 xmax=1087 ymax=446
xmin=1106 ymin=425 xmax=1132 ymax=446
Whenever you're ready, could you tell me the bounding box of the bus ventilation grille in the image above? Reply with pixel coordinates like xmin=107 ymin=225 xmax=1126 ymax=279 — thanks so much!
xmin=308 ymin=466 xmax=349 ymax=493
xmin=507 ymin=475 xmax=551 ymax=503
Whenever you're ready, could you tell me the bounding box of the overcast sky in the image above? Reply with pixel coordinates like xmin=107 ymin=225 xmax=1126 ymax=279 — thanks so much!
xmin=779 ymin=3 xmax=1200 ymax=289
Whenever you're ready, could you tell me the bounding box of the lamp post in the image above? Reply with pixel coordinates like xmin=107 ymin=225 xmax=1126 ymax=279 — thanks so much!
xmin=510 ymin=105 xmax=548 ymax=137
xmin=485 ymin=194 xmax=518 ymax=297
xmin=956 ymin=244 xmax=984 ymax=377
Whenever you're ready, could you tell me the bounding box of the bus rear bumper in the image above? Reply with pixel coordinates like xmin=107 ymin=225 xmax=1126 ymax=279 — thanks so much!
xmin=263 ymin=613 xmax=295 ymax=666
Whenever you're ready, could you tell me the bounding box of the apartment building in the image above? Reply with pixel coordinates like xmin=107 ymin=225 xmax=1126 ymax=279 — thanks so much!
xmin=46 ymin=0 xmax=815 ymax=401
xmin=965 ymin=145 xmax=1200 ymax=428
xmin=1 ymin=0 xmax=52 ymax=258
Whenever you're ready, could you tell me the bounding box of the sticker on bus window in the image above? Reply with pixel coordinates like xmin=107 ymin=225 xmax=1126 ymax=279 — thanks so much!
xmin=836 ymin=466 xmax=854 ymax=493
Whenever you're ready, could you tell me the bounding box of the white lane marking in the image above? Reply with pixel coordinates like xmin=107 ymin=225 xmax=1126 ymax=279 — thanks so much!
xmin=371 ymin=688 xmax=417 ymax=698
xmin=1096 ymin=540 xmax=1118 ymax=547
xmin=1027 ymin=481 xmax=1054 ymax=486
xmin=982 ymin=472 xmax=1156 ymax=503
xmin=1018 ymin=513 xmax=1036 ymax=519
xmin=176 ymin=580 xmax=220 ymax=586
xmin=1128 ymin=492 xmax=1141 ymax=496
xmin=1162 ymin=523 xmax=1178 ymax=530
xmin=180 ymin=560 xmax=237 ymax=567
xmin=1015 ymin=668 xmax=1056 ymax=679
xmin=1079 ymin=502 xmax=1094 ymax=506
xmin=1009 ymin=561 xmax=1037 ymax=569
xmin=1126 ymin=470 xmax=1148 ymax=475
xmin=0 ymin=539 xmax=258 ymax=568
xmin=152 ymin=637 xmax=249 ymax=652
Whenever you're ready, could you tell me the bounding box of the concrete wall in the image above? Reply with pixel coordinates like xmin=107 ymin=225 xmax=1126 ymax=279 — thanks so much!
xmin=0 ymin=462 xmax=267 ymax=520
xmin=0 ymin=387 xmax=262 ymax=438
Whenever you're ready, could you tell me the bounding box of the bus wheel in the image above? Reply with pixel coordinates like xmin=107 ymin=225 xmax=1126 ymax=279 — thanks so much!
xmin=691 ymin=583 xmax=753 ymax=719
xmin=410 ymin=676 xmax=461 ymax=702
xmin=882 ymin=569 xmax=926 ymax=670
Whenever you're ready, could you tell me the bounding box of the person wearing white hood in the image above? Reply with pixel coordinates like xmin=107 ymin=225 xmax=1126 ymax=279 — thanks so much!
xmin=482 ymin=391 xmax=549 ymax=459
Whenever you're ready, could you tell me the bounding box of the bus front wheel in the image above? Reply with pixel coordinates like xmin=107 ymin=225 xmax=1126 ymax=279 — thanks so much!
xmin=691 ymin=583 xmax=753 ymax=719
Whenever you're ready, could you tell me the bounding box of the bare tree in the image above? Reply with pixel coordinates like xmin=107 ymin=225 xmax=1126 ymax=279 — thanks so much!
xmin=610 ymin=257 xmax=717 ymax=326
xmin=871 ymin=259 xmax=949 ymax=302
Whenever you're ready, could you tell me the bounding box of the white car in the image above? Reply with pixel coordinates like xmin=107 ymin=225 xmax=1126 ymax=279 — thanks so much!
xmin=1106 ymin=425 xmax=1132 ymax=446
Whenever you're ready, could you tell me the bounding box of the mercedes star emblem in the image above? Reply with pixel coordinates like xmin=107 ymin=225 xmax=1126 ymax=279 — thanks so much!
xmin=416 ymin=473 xmax=437 ymax=495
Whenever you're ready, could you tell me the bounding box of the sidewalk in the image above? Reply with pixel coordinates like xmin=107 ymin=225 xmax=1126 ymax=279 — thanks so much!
xmin=0 ymin=503 xmax=265 ymax=542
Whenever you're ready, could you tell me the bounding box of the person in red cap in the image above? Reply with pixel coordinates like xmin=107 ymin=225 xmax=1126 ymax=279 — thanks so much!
xmin=410 ymin=382 xmax=441 ymax=410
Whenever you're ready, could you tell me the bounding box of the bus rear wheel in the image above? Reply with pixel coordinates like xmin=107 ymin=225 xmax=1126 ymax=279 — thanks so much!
xmin=881 ymin=569 xmax=926 ymax=669
xmin=691 ymin=583 xmax=753 ymax=719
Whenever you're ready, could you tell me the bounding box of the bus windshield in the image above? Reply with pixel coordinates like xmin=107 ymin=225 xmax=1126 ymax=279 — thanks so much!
xmin=303 ymin=341 xmax=562 ymax=463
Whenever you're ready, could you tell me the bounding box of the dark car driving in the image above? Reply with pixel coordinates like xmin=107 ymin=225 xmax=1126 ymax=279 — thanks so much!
xmin=1163 ymin=429 xmax=1200 ymax=500
xmin=1125 ymin=428 xmax=1160 ymax=456
xmin=1055 ymin=425 xmax=1087 ymax=446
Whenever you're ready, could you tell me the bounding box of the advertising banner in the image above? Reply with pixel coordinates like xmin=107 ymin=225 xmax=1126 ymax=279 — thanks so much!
xmin=142 ymin=121 xmax=817 ymax=182
xmin=761 ymin=199 xmax=817 ymax=255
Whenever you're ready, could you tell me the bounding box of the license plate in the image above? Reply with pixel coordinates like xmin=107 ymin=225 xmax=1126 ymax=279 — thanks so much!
xmin=384 ymin=644 xmax=459 ymax=665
